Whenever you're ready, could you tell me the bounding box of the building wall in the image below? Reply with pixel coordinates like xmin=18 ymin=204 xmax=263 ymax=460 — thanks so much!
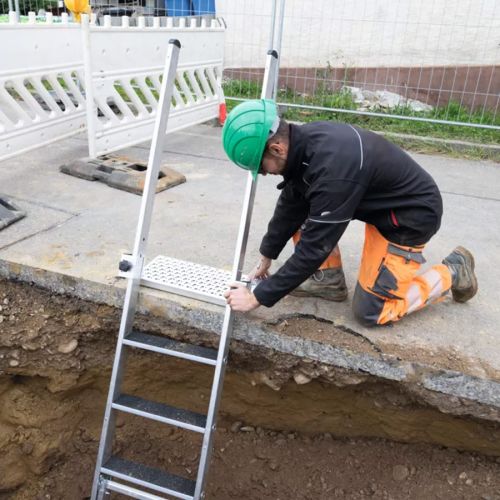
xmin=217 ymin=0 xmax=500 ymax=69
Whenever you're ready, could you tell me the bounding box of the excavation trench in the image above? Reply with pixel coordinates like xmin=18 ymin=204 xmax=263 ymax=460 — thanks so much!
xmin=1 ymin=279 xmax=500 ymax=499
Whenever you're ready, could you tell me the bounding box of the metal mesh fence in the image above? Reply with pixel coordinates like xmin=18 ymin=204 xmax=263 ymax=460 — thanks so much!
xmin=0 ymin=0 xmax=218 ymax=19
xmin=219 ymin=0 xmax=499 ymax=131
xmin=1 ymin=0 xmax=498 ymax=132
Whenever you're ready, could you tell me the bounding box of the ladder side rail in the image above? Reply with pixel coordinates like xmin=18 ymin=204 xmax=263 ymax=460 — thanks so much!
xmin=90 ymin=39 xmax=182 ymax=500
xmin=193 ymin=50 xmax=280 ymax=500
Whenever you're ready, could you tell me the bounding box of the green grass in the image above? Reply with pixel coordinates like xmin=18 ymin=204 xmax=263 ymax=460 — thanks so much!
xmin=222 ymin=79 xmax=500 ymax=149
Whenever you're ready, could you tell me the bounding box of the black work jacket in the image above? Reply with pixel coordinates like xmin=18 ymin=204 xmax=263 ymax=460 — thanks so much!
xmin=253 ymin=122 xmax=443 ymax=307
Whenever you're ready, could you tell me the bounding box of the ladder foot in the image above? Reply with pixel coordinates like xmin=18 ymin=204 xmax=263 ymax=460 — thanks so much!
xmin=96 ymin=477 xmax=108 ymax=500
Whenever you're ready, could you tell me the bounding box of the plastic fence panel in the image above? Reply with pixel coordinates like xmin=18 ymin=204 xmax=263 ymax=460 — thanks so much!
xmin=83 ymin=15 xmax=225 ymax=157
xmin=0 ymin=14 xmax=87 ymax=161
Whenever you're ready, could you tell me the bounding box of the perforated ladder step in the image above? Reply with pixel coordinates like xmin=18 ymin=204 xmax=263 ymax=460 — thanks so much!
xmin=101 ymin=456 xmax=195 ymax=500
xmin=113 ymin=394 xmax=207 ymax=433
xmin=141 ymin=255 xmax=231 ymax=306
xmin=123 ymin=331 xmax=217 ymax=366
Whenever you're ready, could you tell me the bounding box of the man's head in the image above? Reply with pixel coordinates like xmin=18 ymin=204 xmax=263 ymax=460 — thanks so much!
xmin=259 ymin=119 xmax=289 ymax=176
xmin=222 ymin=99 xmax=289 ymax=178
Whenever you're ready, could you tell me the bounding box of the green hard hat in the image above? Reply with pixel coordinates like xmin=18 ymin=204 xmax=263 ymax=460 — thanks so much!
xmin=222 ymin=99 xmax=278 ymax=178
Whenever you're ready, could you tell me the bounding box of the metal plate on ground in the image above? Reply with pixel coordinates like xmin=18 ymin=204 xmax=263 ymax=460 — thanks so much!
xmin=142 ymin=255 xmax=231 ymax=306
xmin=60 ymin=154 xmax=186 ymax=195
xmin=0 ymin=194 xmax=26 ymax=231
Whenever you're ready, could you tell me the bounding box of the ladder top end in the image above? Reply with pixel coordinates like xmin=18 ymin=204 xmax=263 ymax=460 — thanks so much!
xmin=267 ymin=49 xmax=279 ymax=58
xmin=169 ymin=39 xmax=181 ymax=49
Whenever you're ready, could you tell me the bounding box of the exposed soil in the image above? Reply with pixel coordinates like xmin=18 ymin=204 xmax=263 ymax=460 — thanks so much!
xmin=7 ymin=416 xmax=500 ymax=500
xmin=1 ymin=279 xmax=500 ymax=500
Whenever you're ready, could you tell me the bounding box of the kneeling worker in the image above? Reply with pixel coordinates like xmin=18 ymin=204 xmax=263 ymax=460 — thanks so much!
xmin=222 ymin=99 xmax=477 ymax=326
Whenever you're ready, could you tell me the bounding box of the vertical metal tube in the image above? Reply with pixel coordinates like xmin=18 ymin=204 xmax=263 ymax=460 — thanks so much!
xmin=268 ymin=0 xmax=277 ymax=51
xmin=273 ymin=0 xmax=286 ymax=100
xmin=8 ymin=0 xmax=14 ymax=13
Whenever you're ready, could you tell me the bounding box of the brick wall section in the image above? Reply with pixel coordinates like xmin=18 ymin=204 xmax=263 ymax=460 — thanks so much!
xmin=225 ymin=65 xmax=499 ymax=111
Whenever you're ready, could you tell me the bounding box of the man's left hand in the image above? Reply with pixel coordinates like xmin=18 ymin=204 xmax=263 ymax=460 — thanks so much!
xmin=224 ymin=282 xmax=260 ymax=312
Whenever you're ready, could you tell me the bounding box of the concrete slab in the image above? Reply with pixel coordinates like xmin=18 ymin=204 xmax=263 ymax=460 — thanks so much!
xmin=1 ymin=125 xmax=499 ymax=419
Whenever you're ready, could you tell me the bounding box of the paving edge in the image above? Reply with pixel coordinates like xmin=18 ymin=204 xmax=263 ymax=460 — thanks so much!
xmin=1 ymin=259 xmax=500 ymax=422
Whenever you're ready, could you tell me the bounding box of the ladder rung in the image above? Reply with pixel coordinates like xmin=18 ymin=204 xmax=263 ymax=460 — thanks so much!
xmin=113 ymin=394 xmax=206 ymax=433
xmin=123 ymin=331 xmax=217 ymax=366
xmin=105 ymin=478 xmax=170 ymax=500
xmin=102 ymin=456 xmax=195 ymax=500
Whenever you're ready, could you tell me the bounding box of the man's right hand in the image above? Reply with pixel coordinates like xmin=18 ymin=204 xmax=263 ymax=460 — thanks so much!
xmin=248 ymin=256 xmax=272 ymax=280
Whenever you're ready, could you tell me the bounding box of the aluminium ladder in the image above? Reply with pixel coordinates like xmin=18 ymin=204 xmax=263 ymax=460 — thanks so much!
xmin=90 ymin=44 xmax=279 ymax=500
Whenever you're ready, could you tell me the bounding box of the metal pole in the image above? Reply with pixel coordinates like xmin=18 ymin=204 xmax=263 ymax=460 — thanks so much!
xmin=268 ymin=0 xmax=277 ymax=51
xmin=13 ymin=0 xmax=20 ymax=21
xmin=7 ymin=0 xmax=13 ymax=14
xmin=272 ymin=0 xmax=286 ymax=100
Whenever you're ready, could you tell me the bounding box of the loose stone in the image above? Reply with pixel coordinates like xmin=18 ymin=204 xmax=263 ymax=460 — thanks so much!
xmin=57 ymin=339 xmax=78 ymax=354
xmin=392 ymin=465 xmax=409 ymax=481
xmin=293 ymin=372 xmax=312 ymax=385
xmin=230 ymin=421 xmax=242 ymax=433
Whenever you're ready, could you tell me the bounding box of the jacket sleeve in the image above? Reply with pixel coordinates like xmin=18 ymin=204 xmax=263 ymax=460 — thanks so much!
xmin=259 ymin=181 xmax=309 ymax=259
xmin=254 ymin=178 xmax=366 ymax=307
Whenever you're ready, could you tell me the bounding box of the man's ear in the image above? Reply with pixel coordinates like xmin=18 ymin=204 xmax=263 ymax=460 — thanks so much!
xmin=268 ymin=141 xmax=288 ymax=159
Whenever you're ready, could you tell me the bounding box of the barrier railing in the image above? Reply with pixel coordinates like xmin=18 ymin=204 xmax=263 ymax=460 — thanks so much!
xmin=0 ymin=13 xmax=86 ymax=161
xmin=82 ymin=14 xmax=225 ymax=157
xmin=0 ymin=13 xmax=225 ymax=161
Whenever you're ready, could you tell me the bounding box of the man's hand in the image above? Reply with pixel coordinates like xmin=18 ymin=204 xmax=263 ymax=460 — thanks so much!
xmin=224 ymin=282 xmax=260 ymax=312
xmin=248 ymin=256 xmax=272 ymax=280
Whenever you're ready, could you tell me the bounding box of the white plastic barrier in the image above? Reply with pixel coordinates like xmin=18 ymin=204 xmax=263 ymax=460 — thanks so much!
xmin=82 ymin=15 xmax=225 ymax=158
xmin=0 ymin=13 xmax=87 ymax=161
xmin=0 ymin=13 xmax=225 ymax=161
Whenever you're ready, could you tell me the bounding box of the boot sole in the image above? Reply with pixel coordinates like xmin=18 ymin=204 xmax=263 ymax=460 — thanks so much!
xmin=452 ymin=246 xmax=478 ymax=303
xmin=290 ymin=288 xmax=348 ymax=302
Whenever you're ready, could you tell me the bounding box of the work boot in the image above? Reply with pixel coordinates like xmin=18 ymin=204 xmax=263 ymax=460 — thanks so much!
xmin=442 ymin=246 xmax=478 ymax=303
xmin=291 ymin=268 xmax=348 ymax=302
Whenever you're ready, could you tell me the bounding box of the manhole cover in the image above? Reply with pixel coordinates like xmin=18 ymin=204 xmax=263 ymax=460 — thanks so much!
xmin=0 ymin=194 xmax=26 ymax=231
xmin=60 ymin=154 xmax=186 ymax=195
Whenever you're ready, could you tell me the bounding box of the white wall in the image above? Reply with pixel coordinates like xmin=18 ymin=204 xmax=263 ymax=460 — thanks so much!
xmin=217 ymin=0 xmax=500 ymax=68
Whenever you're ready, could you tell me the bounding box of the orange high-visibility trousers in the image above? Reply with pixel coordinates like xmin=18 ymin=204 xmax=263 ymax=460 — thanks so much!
xmin=293 ymin=225 xmax=452 ymax=325
xmin=353 ymin=224 xmax=452 ymax=325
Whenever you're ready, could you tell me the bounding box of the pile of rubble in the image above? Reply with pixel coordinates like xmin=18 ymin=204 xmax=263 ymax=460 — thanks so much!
xmin=342 ymin=86 xmax=434 ymax=113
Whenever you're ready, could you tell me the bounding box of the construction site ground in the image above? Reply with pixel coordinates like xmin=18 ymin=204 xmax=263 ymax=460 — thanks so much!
xmin=1 ymin=123 xmax=500 ymax=498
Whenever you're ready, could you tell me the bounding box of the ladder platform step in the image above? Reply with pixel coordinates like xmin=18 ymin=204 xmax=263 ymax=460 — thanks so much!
xmin=113 ymin=394 xmax=207 ymax=432
xmin=142 ymin=255 xmax=231 ymax=307
xmin=102 ymin=456 xmax=195 ymax=500
xmin=124 ymin=330 xmax=217 ymax=365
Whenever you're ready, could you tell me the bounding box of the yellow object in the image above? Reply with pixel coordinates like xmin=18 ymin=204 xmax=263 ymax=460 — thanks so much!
xmin=64 ymin=0 xmax=90 ymax=22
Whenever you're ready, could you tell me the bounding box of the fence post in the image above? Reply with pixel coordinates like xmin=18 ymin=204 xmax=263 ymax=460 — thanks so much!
xmin=273 ymin=0 xmax=286 ymax=100
xmin=81 ymin=14 xmax=97 ymax=158
xmin=268 ymin=0 xmax=277 ymax=50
